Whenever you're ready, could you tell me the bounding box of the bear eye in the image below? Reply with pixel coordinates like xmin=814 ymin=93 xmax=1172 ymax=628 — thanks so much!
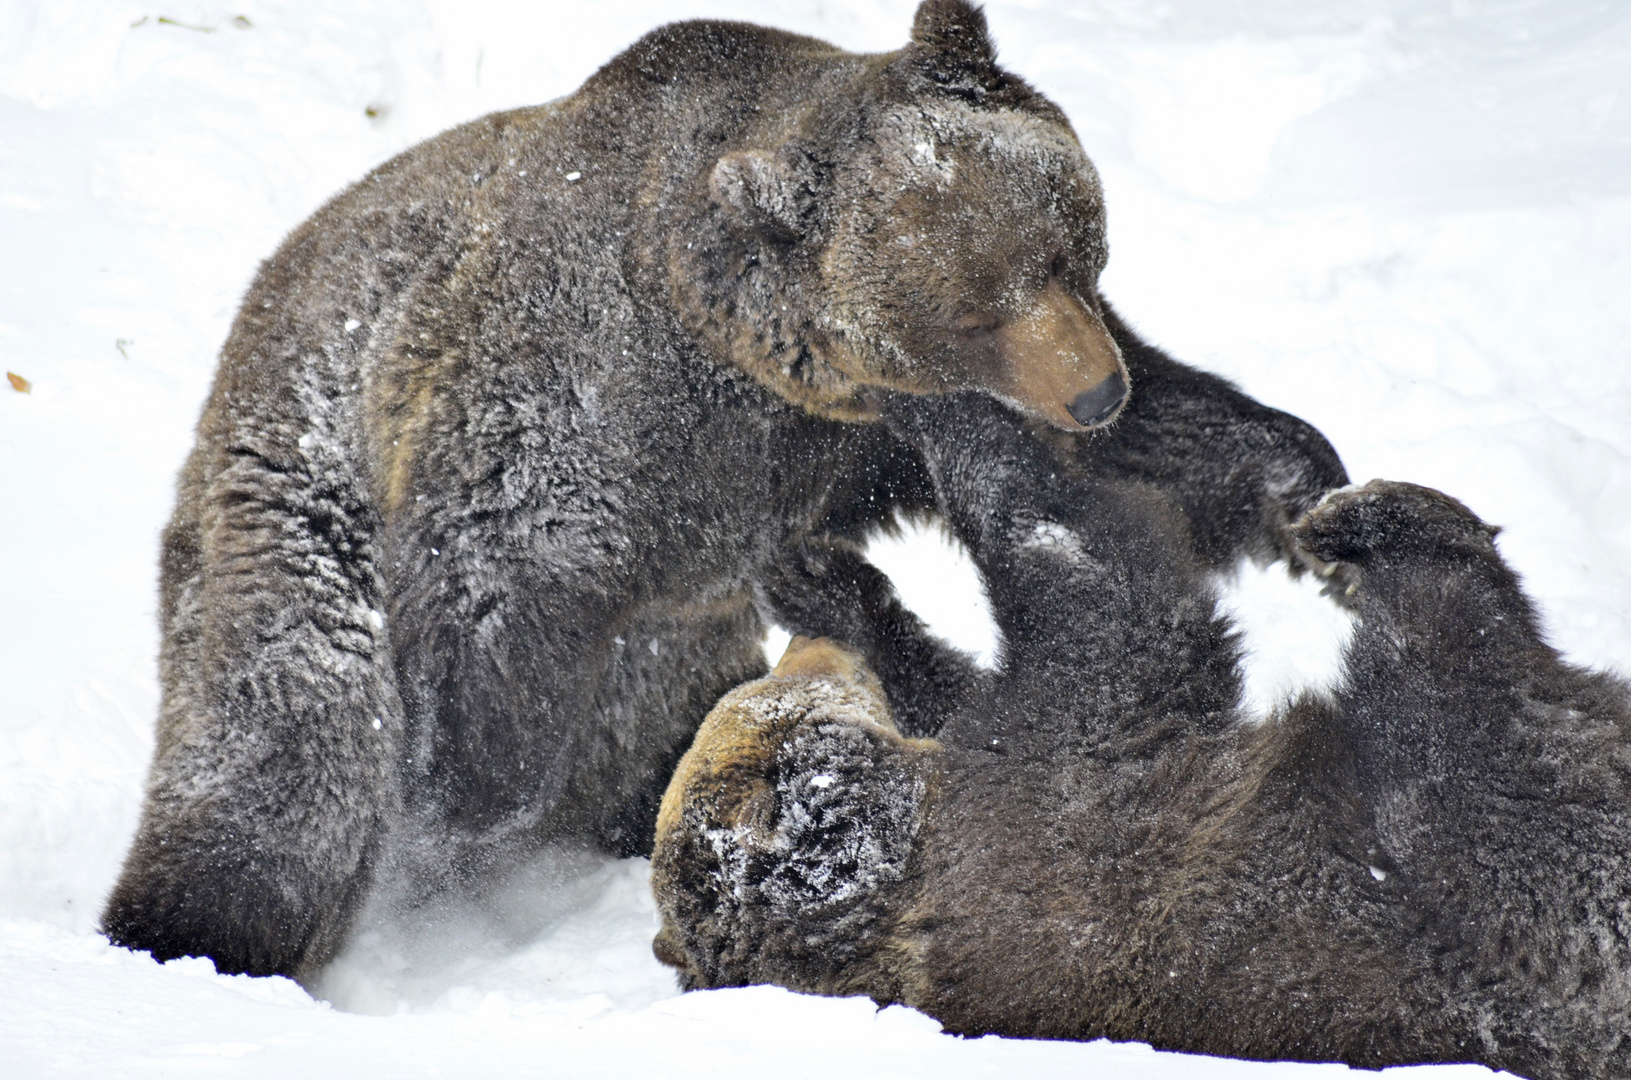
xmin=952 ymin=313 xmax=1001 ymax=338
xmin=1048 ymin=252 xmax=1068 ymax=279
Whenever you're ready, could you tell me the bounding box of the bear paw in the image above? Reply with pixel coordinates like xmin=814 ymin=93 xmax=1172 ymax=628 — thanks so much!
xmin=757 ymin=536 xmax=893 ymax=650
xmin=1290 ymin=480 xmax=1499 ymax=569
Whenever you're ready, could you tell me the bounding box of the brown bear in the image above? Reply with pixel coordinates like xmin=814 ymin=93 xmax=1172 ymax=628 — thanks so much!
xmin=652 ymin=392 xmax=1631 ymax=1080
xmin=103 ymin=0 xmax=1345 ymax=981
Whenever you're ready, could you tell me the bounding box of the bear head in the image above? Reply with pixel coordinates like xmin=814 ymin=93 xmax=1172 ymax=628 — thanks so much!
xmin=651 ymin=635 xmax=932 ymax=993
xmin=673 ymin=0 xmax=1129 ymax=431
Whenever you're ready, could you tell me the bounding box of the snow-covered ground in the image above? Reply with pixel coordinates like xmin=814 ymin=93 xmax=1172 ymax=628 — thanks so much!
xmin=2 ymin=0 xmax=1627 ymax=1075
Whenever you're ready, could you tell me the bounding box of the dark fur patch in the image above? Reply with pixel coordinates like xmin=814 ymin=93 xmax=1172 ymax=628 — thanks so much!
xmin=659 ymin=403 xmax=1631 ymax=1079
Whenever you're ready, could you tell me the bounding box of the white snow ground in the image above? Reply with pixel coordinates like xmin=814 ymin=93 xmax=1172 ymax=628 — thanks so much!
xmin=2 ymin=0 xmax=1628 ymax=1076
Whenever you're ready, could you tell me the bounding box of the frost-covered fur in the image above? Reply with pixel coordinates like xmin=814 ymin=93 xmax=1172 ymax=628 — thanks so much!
xmin=654 ymin=393 xmax=1631 ymax=1080
xmin=103 ymin=0 xmax=1345 ymax=980
xmin=651 ymin=639 xmax=933 ymax=995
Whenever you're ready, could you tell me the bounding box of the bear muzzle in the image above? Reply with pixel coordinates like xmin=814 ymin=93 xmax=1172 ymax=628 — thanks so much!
xmin=997 ymin=279 xmax=1129 ymax=430
xmin=1069 ymin=370 xmax=1128 ymax=427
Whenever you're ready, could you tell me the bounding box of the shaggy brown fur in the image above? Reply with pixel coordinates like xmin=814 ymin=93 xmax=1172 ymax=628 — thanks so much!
xmin=103 ymin=1 xmax=1344 ymax=981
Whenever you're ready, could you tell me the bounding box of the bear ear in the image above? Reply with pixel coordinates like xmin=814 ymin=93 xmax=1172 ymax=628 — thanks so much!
xmin=909 ymin=0 xmax=998 ymax=75
xmin=710 ymin=150 xmax=804 ymax=235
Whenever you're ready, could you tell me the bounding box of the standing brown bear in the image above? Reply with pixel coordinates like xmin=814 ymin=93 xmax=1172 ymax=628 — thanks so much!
xmin=653 ymin=393 xmax=1631 ymax=1080
xmin=104 ymin=0 xmax=1345 ymax=981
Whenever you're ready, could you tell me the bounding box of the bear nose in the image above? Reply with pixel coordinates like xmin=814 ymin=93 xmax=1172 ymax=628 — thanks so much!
xmin=1068 ymin=370 xmax=1127 ymax=427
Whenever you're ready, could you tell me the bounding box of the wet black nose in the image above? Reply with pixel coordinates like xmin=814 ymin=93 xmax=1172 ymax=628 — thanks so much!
xmin=1068 ymin=371 xmax=1127 ymax=427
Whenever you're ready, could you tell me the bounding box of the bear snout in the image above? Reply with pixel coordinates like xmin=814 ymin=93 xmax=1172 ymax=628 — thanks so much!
xmin=1068 ymin=370 xmax=1128 ymax=427
xmin=994 ymin=279 xmax=1129 ymax=430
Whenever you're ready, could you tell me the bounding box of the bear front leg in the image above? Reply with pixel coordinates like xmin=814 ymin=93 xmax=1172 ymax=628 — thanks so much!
xmin=1074 ymin=301 xmax=1349 ymax=573
xmin=885 ymin=391 xmax=1244 ymax=749
xmin=1289 ymin=479 xmax=1549 ymax=780
xmin=102 ymin=441 xmax=401 ymax=980
xmin=651 ymin=636 xmax=936 ymax=998
xmin=1288 ymin=478 xmax=1628 ymax=786
xmin=1291 ymin=480 xmax=1631 ymax=1080
xmin=757 ymin=535 xmax=983 ymax=738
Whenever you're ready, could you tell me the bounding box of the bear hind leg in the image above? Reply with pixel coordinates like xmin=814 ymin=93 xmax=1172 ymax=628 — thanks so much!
xmin=102 ymin=442 xmax=402 ymax=980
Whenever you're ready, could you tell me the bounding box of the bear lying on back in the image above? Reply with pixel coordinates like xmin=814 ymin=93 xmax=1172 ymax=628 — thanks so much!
xmin=103 ymin=0 xmax=1347 ymax=980
xmin=652 ymin=392 xmax=1631 ymax=1080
